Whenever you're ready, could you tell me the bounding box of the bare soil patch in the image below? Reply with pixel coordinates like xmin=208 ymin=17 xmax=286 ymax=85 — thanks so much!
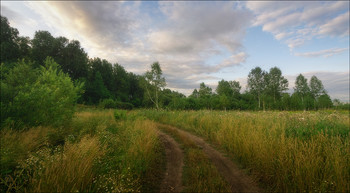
xmin=158 ymin=131 xmax=184 ymax=192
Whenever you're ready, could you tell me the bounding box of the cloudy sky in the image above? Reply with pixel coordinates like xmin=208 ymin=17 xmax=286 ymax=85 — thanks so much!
xmin=1 ymin=1 xmax=349 ymax=101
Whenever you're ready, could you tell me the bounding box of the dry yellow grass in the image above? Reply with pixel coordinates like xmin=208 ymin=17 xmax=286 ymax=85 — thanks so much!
xmin=1 ymin=109 xmax=163 ymax=192
xmin=28 ymin=136 xmax=105 ymax=192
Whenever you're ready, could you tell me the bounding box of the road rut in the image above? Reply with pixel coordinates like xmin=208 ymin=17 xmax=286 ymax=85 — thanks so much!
xmin=158 ymin=131 xmax=184 ymax=192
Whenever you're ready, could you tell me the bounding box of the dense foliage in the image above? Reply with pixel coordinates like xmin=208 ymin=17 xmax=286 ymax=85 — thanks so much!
xmin=1 ymin=15 xmax=347 ymax=116
xmin=1 ymin=58 xmax=82 ymax=128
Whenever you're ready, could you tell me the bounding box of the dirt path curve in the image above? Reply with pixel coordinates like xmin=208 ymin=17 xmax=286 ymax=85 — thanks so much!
xmin=158 ymin=124 xmax=261 ymax=193
xmin=158 ymin=131 xmax=184 ymax=193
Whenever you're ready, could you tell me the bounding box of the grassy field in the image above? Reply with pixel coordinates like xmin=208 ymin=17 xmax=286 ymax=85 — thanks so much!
xmin=139 ymin=110 xmax=350 ymax=192
xmin=1 ymin=108 xmax=349 ymax=192
xmin=1 ymin=109 xmax=164 ymax=192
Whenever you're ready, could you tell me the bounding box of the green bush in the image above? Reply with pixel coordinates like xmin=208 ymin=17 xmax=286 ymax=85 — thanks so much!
xmin=114 ymin=109 xmax=127 ymax=121
xmin=99 ymin=99 xmax=116 ymax=109
xmin=1 ymin=57 xmax=83 ymax=128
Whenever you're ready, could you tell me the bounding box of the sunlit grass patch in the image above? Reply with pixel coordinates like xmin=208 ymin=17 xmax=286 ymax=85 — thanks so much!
xmin=1 ymin=109 xmax=164 ymax=192
xmin=141 ymin=110 xmax=350 ymax=192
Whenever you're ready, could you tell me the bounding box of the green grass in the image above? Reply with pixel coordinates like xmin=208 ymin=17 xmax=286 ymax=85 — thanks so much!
xmin=140 ymin=110 xmax=350 ymax=193
xmin=2 ymin=108 xmax=348 ymax=192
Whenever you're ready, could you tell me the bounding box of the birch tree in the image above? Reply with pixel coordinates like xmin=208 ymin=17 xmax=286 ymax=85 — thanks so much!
xmin=144 ymin=62 xmax=166 ymax=110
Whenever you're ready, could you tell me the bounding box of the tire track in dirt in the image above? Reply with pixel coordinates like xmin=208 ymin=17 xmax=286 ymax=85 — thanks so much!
xmin=158 ymin=131 xmax=184 ymax=192
xmin=158 ymin=124 xmax=260 ymax=193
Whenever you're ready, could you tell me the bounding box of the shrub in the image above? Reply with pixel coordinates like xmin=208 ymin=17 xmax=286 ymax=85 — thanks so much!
xmin=99 ymin=98 xmax=116 ymax=109
xmin=114 ymin=109 xmax=127 ymax=121
xmin=1 ymin=57 xmax=83 ymax=128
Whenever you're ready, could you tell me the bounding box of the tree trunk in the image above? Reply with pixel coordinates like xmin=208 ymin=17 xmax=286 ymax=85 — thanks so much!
xmin=155 ymin=88 xmax=159 ymax=110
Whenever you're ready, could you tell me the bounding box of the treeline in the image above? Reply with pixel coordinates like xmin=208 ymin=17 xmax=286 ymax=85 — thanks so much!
xmin=1 ymin=16 xmax=146 ymax=108
xmin=1 ymin=15 xmax=348 ymax=112
xmin=180 ymin=69 xmax=334 ymax=111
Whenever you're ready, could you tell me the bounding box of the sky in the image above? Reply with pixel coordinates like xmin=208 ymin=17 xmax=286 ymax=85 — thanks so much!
xmin=1 ymin=1 xmax=349 ymax=101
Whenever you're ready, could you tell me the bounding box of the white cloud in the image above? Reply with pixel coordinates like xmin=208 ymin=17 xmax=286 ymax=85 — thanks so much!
xmin=22 ymin=2 xmax=253 ymax=94
xmin=319 ymin=12 xmax=350 ymax=37
xmin=294 ymin=47 xmax=349 ymax=58
xmin=151 ymin=2 xmax=252 ymax=54
xmin=246 ymin=1 xmax=349 ymax=49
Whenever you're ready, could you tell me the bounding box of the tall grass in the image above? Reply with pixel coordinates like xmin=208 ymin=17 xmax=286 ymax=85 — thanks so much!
xmin=28 ymin=136 xmax=104 ymax=192
xmin=141 ymin=110 xmax=350 ymax=192
xmin=1 ymin=109 xmax=163 ymax=192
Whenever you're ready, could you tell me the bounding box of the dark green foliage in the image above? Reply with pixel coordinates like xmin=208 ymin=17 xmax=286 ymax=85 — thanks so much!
xmin=99 ymin=99 xmax=116 ymax=109
xmin=317 ymin=94 xmax=333 ymax=109
xmin=85 ymin=71 xmax=111 ymax=104
xmin=99 ymin=99 xmax=134 ymax=110
xmin=31 ymin=31 xmax=55 ymax=66
xmin=285 ymin=119 xmax=349 ymax=140
xmin=0 ymin=16 xmax=20 ymax=63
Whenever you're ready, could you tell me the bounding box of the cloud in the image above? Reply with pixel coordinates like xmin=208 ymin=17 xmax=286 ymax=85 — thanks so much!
xmin=246 ymin=1 xmax=350 ymax=49
xmin=26 ymin=1 xmax=143 ymax=58
xmin=294 ymin=47 xmax=349 ymax=58
xmin=1 ymin=3 xmax=39 ymax=36
xmin=148 ymin=2 xmax=253 ymax=94
xmin=152 ymin=2 xmax=252 ymax=54
xmin=319 ymin=12 xmax=350 ymax=37
xmin=23 ymin=2 xmax=252 ymax=95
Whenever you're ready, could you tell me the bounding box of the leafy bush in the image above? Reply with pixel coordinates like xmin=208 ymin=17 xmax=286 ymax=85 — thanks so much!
xmin=1 ymin=57 xmax=83 ymax=128
xmin=99 ymin=98 xmax=116 ymax=109
xmin=114 ymin=109 xmax=127 ymax=121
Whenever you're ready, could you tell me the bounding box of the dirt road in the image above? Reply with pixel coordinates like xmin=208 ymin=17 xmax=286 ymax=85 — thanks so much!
xmin=158 ymin=124 xmax=260 ymax=193
xmin=158 ymin=131 xmax=184 ymax=192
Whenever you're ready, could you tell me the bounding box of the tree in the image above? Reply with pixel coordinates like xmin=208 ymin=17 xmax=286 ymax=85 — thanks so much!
xmin=309 ymin=75 xmax=325 ymax=99
xmin=144 ymin=62 xmax=166 ymax=110
xmin=86 ymin=71 xmax=110 ymax=104
xmin=31 ymin=31 xmax=55 ymax=66
xmin=216 ymin=79 xmax=233 ymax=97
xmin=190 ymin=89 xmax=199 ymax=98
xmin=17 ymin=36 xmax=31 ymax=59
xmin=127 ymin=73 xmax=144 ymax=107
xmin=266 ymin=67 xmax=288 ymax=103
xmin=229 ymin=80 xmax=241 ymax=96
xmin=317 ymin=94 xmax=333 ymax=109
xmin=60 ymin=40 xmax=89 ymax=80
xmin=1 ymin=16 xmax=20 ymax=63
xmin=294 ymin=74 xmax=310 ymax=103
xmin=219 ymin=95 xmax=230 ymax=110
xmin=247 ymin=67 xmax=267 ymax=109
xmin=112 ymin=63 xmax=129 ymax=101
xmin=198 ymin=82 xmax=212 ymax=98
